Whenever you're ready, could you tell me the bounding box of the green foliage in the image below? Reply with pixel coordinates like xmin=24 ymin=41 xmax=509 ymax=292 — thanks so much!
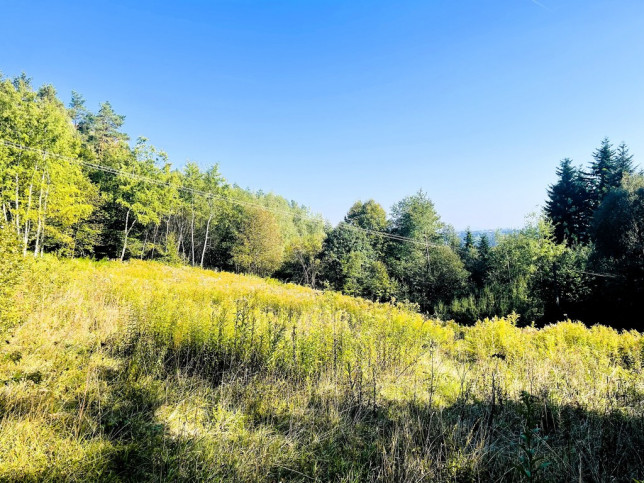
xmin=386 ymin=190 xmax=467 ymax=312
xmin=231 ymin=207 xmax=283 ymax=276
xmin=0 ymin=75 xmax=96 ymax=256
xmin=282 ymin=233 xmax=324 ymax=287
xmin=446 ymin=218 xmax=568 ymax=323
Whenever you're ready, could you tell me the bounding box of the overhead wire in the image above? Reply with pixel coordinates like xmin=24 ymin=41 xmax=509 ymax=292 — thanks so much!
xmin=0 ymin=139 xmax=429 ymax=247
xmin=0 ymin=139 xmax=626 ymax=277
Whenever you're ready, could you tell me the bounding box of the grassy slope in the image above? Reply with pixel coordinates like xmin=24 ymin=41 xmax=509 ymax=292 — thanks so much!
xmin=1 ymin=257 xmax=643 ymax=482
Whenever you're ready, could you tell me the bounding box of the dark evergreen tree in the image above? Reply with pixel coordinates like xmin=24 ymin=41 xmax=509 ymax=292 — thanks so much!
xmin=545 ymin=158 xmax=592 ymax=244
xmin=589 ymin=138 xmax=617 ymax=205
xmin=590 ymin=176 xmax=644 ymax=328
xmin=611 ymin=142 xmax=635 ymax=187
xmin=459 ymin=228 xmax=480 ymax=289
xmin=473 ymin=234 xmax=491 ymax=288
xmin=462 ymin=229 xmax=474 ymax=251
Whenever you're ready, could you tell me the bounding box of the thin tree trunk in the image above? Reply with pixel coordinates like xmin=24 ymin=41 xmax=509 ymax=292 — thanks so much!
xmin=120 ymin=209 xmax=135 ymax=261
xmin=190 ymin=209 xmax=196 ymax=266
xmin=14 ymin=172 xmax=20 ymax=236
xmin=200 ymin=213 xmax=213 ymax=268
xmin=13 ymin=150 xmax=24 ymax=236
xmin=140 ymin=229 xmax=149 ymax=260
xmin=38 ymin=182 xmax=50 ymax=258
xmin=21 ymin=160 xmax=40 ymax=256
xmin=33 ymin=170 xmax=46 ymax=256
xmin=150 ymin=223 xmax=160 ymax=259
xmin=22 ymin=221 xmax=31 ymax=257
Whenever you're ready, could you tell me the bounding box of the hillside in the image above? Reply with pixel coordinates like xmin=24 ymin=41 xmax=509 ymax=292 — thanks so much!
xmin=1 ymin=257 xmax=643 ymax=481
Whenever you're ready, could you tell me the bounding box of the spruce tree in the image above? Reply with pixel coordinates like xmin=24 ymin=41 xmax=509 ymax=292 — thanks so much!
xmin=612 ymin=143 xmax=635 ymax=187
xmin=472 ymin=234 xmax=491 ymax=287
xmin=545 ymin=159 xmax=592 ymax=244
xmin=589 ymin=138 xmax=617 ymax=204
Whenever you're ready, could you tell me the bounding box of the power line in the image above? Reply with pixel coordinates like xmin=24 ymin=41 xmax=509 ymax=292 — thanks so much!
xmin=0 ymin=140 xmax=429 ymax=247
xmin=0 ymin=139 xmax=627 ymax=278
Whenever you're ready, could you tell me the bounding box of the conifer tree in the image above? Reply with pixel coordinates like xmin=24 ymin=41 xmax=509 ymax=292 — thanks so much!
xmin=612 ymin=142 xmax=635 ymax=187
xmin=545 ymin=158 xmax=592 ymax=244
xmin=589 ymin=138 xmax=617 ymax=204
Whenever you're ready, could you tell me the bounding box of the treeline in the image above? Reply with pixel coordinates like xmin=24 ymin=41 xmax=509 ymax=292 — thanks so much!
xmin=0 ymin=74 xmax=325 ymax=277
xmin=1 ymin=74 xmax=643 ymax=329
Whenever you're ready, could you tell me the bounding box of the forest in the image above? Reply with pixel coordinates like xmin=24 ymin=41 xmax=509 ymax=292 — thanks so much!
xmin=1 ymin=73 xmax=643 ymax=329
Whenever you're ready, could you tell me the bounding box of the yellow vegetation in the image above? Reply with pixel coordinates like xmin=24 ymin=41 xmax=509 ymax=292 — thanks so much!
xmin=0 ymin=257 xmax=642 ymax=481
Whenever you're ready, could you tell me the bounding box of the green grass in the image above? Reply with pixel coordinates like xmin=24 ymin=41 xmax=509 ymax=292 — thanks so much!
xmin=1 ymin=257 xmax=643 ymax=481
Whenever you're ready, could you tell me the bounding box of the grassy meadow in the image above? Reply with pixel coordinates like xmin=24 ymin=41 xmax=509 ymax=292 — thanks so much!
xmin=1 ymin=257 xmax=643 ymax=481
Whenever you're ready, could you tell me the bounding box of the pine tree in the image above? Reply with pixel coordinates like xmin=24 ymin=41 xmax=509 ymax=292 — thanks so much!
xmin=611 ymin=143 xmax=635 ymax=187
xmin=68 ymin=91 xmax=88 ymax=129
xmin=589 ymin=138 xmax=617 ymax=204
xmin=473 ymin=234 xmax=491 ymax=287
xmin=545 ymin=158 xmax=592 ymax=244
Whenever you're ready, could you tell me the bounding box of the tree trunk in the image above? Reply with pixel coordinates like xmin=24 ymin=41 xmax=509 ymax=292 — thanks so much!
xmin=191 ymin=210 xmax=196 ymax=266
xmin=38 ymin=182 xmax=50 ymax=258
xmin=200 ymin=213 xmax=213 ymax=268
xmin=150 ymin=223 xmax=160 ymax=260
xmin=33 ymin=170 xmax=46 ymax=257
xmin=140 ymin=229 xmax=149 ymax=259
xmin=14 ymin=153 xmax=22 ymax=236
xmin=120 ymin=209 xmax=135 ymax=261
xmin=21 ymin=160 xmax=40 ymax=256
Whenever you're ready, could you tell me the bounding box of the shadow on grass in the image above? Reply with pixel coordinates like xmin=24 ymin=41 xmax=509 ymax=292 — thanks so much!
xmin=68 ymin=337 xmax=644 ymax=482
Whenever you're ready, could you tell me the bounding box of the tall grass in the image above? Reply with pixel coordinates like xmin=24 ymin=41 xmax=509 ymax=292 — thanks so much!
xmin=1 ymin=257 xmax=643 ymax=481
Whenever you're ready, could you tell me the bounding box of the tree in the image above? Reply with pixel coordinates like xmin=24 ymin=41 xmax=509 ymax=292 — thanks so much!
xmin=459 ymin=228 xmax=480 ymax=287
xmin=231 ymin=206 xmax=283 ymax=276
xmin=284 ymin=233 xmax=324 ymax=287
xmin=589 ymin=138 xmax=617 ymax=205
xmin=485 ymin=218 xmax=565 ymax=322
xmin=345 ymin=199 xmax=388 ymax=231
xmin=387 ymin=190 xmax=467 ymax=312
xmin=320 ymin=223 xmax=375 ymax=293
xmin=68 ymin=91 xmax=88 ymax=129
xmin=113 ymin=138 xmax=168 ymax=260
xmin=611 ymin=143 xmax=635 ymax=188
xmin=81 ymin=101 xmax=128 ymax=158
xmin=342 ymin=199 xmax=388 ymax=257
xmin=181 ymin=162 xmax=204 ymax=266
xmin=473 ymin=234 xmax=492 ymax=287
xmin=0 ymin=76 xmax=96 ymax=256
xmin=199 ymin=165 xmax=226 ymax=268
xmin=545 ymin=158 xmax=592 ymax=244
xmin=590 ymin=175 xmax=644 ymax=327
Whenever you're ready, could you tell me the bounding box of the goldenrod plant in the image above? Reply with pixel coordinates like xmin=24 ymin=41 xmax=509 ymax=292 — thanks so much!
xmin=0 ymin=257 xmax=642 ymax=481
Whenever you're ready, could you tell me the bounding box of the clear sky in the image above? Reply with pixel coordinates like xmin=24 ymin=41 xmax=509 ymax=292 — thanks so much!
xmin=2 ymin=0 xmax=644 ymax=229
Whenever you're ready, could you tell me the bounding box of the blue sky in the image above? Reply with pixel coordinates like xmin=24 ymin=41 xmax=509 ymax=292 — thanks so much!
xmin=2 ymin=0 xmax=644 ymax=229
